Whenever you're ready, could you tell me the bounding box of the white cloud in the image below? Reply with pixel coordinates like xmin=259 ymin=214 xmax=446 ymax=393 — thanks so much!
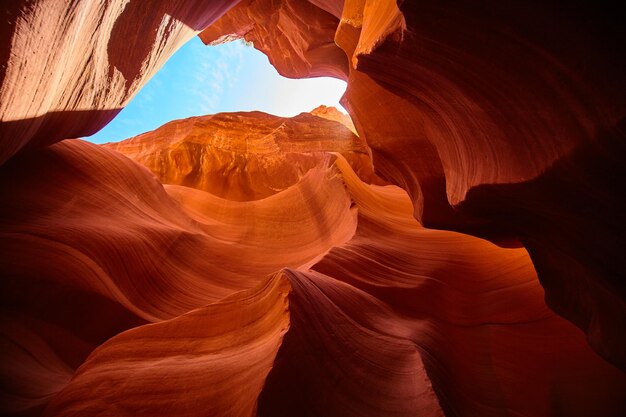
xmin=184 ymin=39 xmax=246 ymax=116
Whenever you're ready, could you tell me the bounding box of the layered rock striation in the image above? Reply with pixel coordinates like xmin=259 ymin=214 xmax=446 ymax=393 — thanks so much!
xmin=200 ymin=0 xmax=626 ymax=369
xmin=0 ymin=0 xmax=242 ymax=165
xmin=103 ymin=110 xmax=378 ymax=200
xmin=1 ymin=0 xmax=625 ymax=416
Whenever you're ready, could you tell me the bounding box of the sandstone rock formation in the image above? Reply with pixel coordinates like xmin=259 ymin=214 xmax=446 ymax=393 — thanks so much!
xmin=199 ymin=0 xmax=349 ymax=80
xmin=0 ymin=131 xmax=356 ymax=416
xmin=0 ymin=0 xmax=241 ymax=165
xmin=200 ymin=0 xmax=626 ymax=369
xmin=335 ymin=0 xmax=626 ymax=368
xmin=310 ymin=104 xmax=356 ymax=133
xmin=103 ymin=110 xmax=377 ymax=200
xmin=1 ymin=0 xmax=625 ymax=416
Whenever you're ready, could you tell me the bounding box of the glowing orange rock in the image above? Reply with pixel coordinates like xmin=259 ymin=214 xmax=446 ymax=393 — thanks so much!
xmin=0 ymin=0 xmax=241 ymax=165
xmin=1 ymin=0 xmax=625 ymax=416
xmin=334 ymin=0 xmax=626 ymax=367
xmin=43 ymin=274 xmax=291 ymax=417
xmin=103 ymin=110 xmax=376 ymax=200
xmin=0 ymin=136 xmax=356 ymax=415
xmin=199 ymin=0 xmax=348 ymax=80
xmin=310 ymin=105 xmax=356 ymax=133
xmin=207 ymin=0 xmax=626 ymax=367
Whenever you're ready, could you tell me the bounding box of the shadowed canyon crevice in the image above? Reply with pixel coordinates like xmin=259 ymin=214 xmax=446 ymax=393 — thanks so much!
xmin=1 ymin=0 xmax=625 ymax=416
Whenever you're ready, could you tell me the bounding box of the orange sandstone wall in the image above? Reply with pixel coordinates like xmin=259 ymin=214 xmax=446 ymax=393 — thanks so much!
xmin=0 ymin=0 xmax=242 ymax=165
xmin=337 ymin=0 xmax=626 ymax=368
xmin=1 ymin=0 xmax=625 ymax=416
xmin=103 ymin=110 xmax=377 ymax=200
xmin=199 ymin=0 xmax=626 ymax=368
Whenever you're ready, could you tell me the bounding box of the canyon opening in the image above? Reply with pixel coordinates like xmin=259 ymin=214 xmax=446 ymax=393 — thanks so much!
xmin=1 ymin=1 xmax=625 ymax=417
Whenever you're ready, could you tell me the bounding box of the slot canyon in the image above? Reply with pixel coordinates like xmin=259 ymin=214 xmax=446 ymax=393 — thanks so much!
xmin=1 ymin=0 xmax=625 ymax=416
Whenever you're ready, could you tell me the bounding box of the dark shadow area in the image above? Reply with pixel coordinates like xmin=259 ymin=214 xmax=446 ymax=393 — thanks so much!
xmin=0 ymin=109 xmax=122 ymax=166
xmin=457 ymin=120 xmax=626 ymax=370
xmin=371 ymin=146 xmax=522 ymax=248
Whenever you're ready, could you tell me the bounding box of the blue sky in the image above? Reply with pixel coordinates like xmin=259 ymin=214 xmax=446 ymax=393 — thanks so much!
xmin=87 ymin=37 xmax=347 ymax=144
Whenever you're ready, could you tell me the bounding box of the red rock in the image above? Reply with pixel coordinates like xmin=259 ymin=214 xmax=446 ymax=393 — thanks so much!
xmin=103 ymin=110 xmax=377 ymax=200
xmin=1 ymin=0 xmax=625 ymax=415
xmin=0 ymin=0 xmax=241 ymax=165
xmin=207 ymin=0 xmax=626 ymax=367
xmin=311 ymin=156 xmax=626 ymax=416
xmin=310 ymin=105 xmax=356 ymax=133
xmin=44 ymin=274 xmax=291 ymax=417
xmin=334 ymin=0 xmax=626 ymax=367
xmin=0 ymin=137 xmax=356 ymax=414
xmin=199 ymin=0 xmax=348 ymax=80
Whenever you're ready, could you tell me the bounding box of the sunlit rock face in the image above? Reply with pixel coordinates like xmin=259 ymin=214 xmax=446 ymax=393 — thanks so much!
xmin=199 ymin=0 xmax=349 ymax=80
xmin=310 ymin=104 xmax=356 ymax=133
xmin=0 ymin=0 xmax=240 ymax=165
xmin=103 ymin=110 xmax=378 ymax=200
xmin=1 ymin=1 xmax=626 ymax=417
xmin=3 ymin=128 xmax=625 ymax=417
xmin=199 ymin=0 xmax=626 ymax=369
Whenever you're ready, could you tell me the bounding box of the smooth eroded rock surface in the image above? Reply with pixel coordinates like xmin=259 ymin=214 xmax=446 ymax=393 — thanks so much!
xmin=103 ymin=110 xmax=377 ymax=200
xmin=1 ymin=0 xmax=625 ymax=416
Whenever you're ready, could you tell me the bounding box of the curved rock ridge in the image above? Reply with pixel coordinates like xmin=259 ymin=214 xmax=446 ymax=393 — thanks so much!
xmin=0 ymin=139 xmax=357 ymax=318
xmin=0 ymin=0 xmax=242 ymax=165
xmin=47 ymin=250 xmax=620 ymax=417
xmin=3 ymin=132 xmax=624 ymax=415
xmin=0 ymin=138 xmax=357 ymax=415
xmin=333 ymin=0 xmax=626 ymax=366
xmin=311 ymin=155 xmax=626 ymax=416
xmin=201 ymin=0 xmax=626 ymax=367
xmin=1 ymin=0 xmax=626 ymax=415
xmin=103 ymin=109 xmax=379 ymax=200
xmin=43 ymin=273 xmax=292 ymax=417
xmin=162 ymin=161 xmax=357 ymax=271
xmin=199 ymin=0 xmax=349 ymax=80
